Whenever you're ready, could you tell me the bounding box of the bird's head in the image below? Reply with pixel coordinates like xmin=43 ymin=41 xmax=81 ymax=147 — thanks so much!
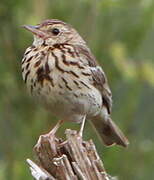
xmin=23 ymin=19 xmax=86 ymax=47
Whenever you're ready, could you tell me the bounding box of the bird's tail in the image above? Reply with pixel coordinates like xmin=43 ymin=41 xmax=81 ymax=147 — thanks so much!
xmin=90 ymin=116 xmax=129 ymax=147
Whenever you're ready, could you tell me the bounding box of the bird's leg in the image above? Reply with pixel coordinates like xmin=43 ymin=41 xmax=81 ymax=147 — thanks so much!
xmin=34 ymin=120 xmax=63 ymax=151
xmin=78 ymin=115 xmax=86 ymax=137
xmin=59 ymin=116 xmax=86 ymax=147
xmin=48 ymin=120 xmax=64 ymax=136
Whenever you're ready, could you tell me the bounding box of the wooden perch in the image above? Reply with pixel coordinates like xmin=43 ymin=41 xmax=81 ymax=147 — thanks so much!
xmin=27 ymin=129 xmax=117 ymax=180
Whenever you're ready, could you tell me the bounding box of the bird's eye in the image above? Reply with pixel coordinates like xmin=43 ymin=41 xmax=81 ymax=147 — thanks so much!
xmin=51 ymin=28 xmax=60 ymax=35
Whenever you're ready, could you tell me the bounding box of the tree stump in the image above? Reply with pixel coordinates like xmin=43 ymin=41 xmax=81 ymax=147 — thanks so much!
xmin=27 ymin=129 xmax=117 ymax=180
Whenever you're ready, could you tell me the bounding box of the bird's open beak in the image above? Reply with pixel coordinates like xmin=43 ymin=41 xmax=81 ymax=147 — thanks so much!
xmin=22 ymin=25 xmax=47 ymax=38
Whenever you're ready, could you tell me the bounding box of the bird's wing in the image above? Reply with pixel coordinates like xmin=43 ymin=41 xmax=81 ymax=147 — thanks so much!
xmin=76 ymin=45 xmax=112 ymax=114
xmin=90 ymin=66 xmax=112 ymax=114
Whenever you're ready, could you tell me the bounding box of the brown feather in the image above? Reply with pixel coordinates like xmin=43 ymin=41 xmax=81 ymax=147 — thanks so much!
xmin=75 ymin=44 xmax=112 ymax=113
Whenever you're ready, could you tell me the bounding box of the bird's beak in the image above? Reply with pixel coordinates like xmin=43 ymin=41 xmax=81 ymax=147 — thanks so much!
xmin=22 ymin=25 xmax=47 ymax=38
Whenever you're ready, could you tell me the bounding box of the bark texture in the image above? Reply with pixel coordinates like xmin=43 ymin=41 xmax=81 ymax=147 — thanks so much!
xmin=27 ymin=129 xmax=117 ymax=180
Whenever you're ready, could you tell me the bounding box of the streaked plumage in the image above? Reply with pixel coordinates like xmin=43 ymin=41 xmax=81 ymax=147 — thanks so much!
xmin=22 ymin=19 xmax=129 ymax=147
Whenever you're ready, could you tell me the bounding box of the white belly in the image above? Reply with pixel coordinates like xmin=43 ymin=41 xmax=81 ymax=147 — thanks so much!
xmin=33 ymin=81 xmax=102 ymax=123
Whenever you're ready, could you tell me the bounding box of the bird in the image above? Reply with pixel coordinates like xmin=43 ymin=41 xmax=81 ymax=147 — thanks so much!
xmin=21 ymin=19 xmax=129 ymax=147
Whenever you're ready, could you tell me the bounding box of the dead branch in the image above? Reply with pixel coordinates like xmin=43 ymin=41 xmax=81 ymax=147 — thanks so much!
xmin=27 ymin=129 xmax=117 ymax=180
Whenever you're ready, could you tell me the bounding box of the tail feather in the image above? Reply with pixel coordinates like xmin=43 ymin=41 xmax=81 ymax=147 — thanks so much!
xmin=90 ymin=117 xmax=129 ymax=148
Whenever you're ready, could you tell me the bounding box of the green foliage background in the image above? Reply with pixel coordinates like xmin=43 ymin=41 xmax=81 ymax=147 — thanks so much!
xmin=0 ymin=0 xmax=154 ymax=179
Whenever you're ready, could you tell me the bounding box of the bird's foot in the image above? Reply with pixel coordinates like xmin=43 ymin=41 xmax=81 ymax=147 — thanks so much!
xmin=34 ymin=120 xmax=63 ymax=152
xmin=59 ymin=140 xmax=68 ymax=147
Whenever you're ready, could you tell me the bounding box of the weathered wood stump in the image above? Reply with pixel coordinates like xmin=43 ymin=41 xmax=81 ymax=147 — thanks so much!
xmin=27 ymin=129 xmax=117 ymax=180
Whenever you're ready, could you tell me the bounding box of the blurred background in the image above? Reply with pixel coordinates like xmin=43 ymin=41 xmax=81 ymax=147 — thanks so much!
xmin=0 ymin=0 xmax=154 ymax=179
